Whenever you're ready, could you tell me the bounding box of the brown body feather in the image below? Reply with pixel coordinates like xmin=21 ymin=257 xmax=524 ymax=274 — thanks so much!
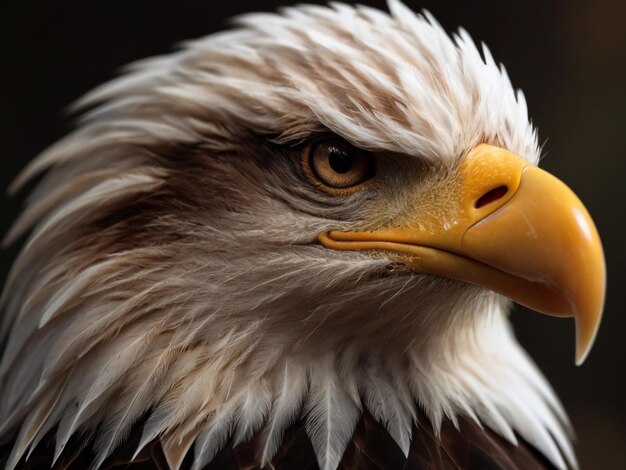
xmin=2 ymin=407 xmax=554 ymax=470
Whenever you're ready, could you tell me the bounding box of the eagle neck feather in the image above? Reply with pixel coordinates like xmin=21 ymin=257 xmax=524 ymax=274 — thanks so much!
xmin=119 ymin=310 xmax=574 ymax=470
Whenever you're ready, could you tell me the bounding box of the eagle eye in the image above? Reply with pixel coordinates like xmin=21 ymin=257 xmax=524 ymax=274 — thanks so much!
xmin=303 ymin=138 xmax=375 ymax=194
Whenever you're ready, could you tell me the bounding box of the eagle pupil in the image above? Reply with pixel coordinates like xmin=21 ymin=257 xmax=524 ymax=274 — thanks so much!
xmin=328 ymin=147 xmax=353 ymax=174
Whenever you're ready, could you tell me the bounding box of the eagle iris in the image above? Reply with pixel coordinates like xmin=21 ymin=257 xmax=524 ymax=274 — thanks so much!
xmin=306 ymin=138 xmax=375 ymax=191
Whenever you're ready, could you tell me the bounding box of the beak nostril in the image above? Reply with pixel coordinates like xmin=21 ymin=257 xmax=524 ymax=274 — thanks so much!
xmin=475 ymin=185 xmax=508 ymax=209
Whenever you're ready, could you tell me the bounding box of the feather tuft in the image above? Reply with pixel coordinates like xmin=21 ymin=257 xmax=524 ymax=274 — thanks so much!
xmin=304 ymin=357 xmax=361 ymax=470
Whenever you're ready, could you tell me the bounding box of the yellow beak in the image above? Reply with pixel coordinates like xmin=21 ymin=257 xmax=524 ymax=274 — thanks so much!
xmin=319 ymin=144 xmax=605 ymax=364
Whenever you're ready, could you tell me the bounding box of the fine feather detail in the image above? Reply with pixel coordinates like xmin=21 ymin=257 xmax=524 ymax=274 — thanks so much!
xmin=161 ymin=428 xmax=201 ymax=470
xmin=52 ymin=325 xmax=155 ymax=463
xmin=304 ymin=356 xmax=361 ymax=470
xmin=3 ymin=376 xmax=67 ymax=470
xmin=360 ymin=360 xmax=412 ymax=456
xmin=0 ymin=1 xmax=575 ymax=470
xmin=232 ymin=378 xmax=273 ymax=445
xmin=191 ymin=407 xmax=235 ymax=470
xmin=91 ymin=343 xmax=175 ymax=468
xmin=257 ymin=361 xmax=308 ymax=465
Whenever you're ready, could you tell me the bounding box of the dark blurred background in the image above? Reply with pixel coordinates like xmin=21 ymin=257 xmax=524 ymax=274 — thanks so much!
xmin=1 ymin=0 xmax=624 ymax=467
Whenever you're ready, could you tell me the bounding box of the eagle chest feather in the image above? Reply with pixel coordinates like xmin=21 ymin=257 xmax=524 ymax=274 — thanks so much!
xmin=3 ymin=409 xmax=555 ymax=469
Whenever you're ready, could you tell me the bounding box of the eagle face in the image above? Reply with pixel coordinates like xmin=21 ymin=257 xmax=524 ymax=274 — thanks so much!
xmin=0 ymin=1 xmax=605 ymax=470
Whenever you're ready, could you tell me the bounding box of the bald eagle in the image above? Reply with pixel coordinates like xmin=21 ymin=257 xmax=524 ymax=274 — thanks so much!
xmin=0 ymin=1 xmax=605 ymax=469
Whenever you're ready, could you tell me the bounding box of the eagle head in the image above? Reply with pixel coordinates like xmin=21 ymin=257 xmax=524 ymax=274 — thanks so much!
xmin=0 ymin=1 xmax=605 ymax=470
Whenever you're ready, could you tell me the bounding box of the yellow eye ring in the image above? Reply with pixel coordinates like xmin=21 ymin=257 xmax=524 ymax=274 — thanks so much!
xmin=301 ymin=138 xmax=376 ymax=195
